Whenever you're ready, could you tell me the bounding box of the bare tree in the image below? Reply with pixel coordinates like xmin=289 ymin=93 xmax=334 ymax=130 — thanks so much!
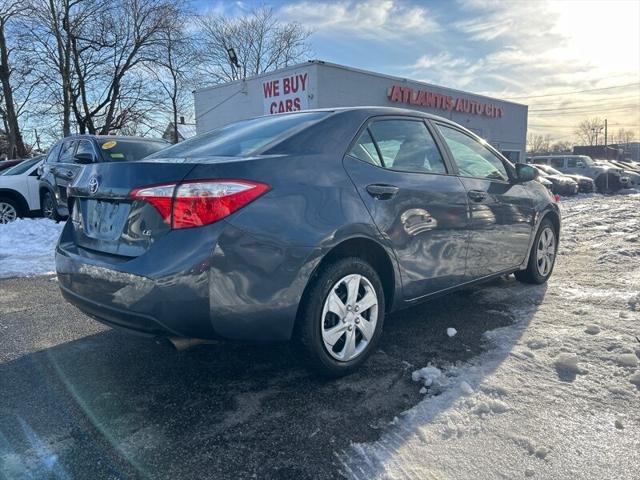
xmin=575 ymin=117 xmax=605 ymax=146
xmin=0 ymin=0 xmax=31 ymax=157
xmin=196 ymin=6 xmax=311 ymax=85
xmin=527 ymin=133 xmax=551 ymax=153
xmin=613 ymin=128 xmax=634 ymax=145
xmin=551 ymin=140 xmax=572 ymax=153
xmin=148 ymin=9 xmax=197 ymax=143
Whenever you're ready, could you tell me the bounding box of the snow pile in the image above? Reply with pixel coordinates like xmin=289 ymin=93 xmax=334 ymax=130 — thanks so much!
xmin=0 ymin=219 xmax=64 ymax=278
xmin=446 ymin=327 xmax=457 ymax=337
xmin=339 ymin=193 xmax=640 ymax=479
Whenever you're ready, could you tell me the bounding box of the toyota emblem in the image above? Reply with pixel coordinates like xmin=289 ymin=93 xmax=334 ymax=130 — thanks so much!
xmin=89 ymin=176 xmax=99 ymax=195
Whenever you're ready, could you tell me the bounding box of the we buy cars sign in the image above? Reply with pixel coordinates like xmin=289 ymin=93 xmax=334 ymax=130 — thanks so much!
xmin=262 ymin=71 xmax=309 ymax=115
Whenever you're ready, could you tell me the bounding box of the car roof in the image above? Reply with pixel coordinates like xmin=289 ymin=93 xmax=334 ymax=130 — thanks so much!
xmin=66 ymin=134 xmax=168 ymax=143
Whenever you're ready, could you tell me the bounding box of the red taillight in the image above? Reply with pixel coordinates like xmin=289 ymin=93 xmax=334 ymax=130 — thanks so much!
xmin=554 ymin=194 xmax=561 ymax=203
xmin=129 ymin=180 xmax=269 ymax=229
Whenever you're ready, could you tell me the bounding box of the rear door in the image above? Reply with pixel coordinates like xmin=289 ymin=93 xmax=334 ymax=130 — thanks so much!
xmin=433 ymin=122 xmax=534 ymax=278
xmin=343 ymin=117 xmax=470 ymax=300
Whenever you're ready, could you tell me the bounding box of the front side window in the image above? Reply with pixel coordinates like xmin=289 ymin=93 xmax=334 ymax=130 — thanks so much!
xmin=58 ymin=141 xmax=77 ymax=163
xmin=551 ymin=158 xmax=565 ymax=168
xmin=75 ymin=140 xmax=97 ymax=163
xmin=46 ymin=143 xmax=62 ymax=163
xmin=367 ymin=120 xmax=447 ymax=174
xmin=533 ymin=158 xmax=548 ymax=165
xmin=436 ymin=124 xmax=508 ymax=181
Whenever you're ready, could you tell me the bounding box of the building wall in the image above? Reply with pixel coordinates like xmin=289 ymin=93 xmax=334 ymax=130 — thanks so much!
xmin=194 ymin=61 xmax=528 ymax=161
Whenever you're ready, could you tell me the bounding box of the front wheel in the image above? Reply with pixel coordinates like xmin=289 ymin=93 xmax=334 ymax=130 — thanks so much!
xmin=295 ymin=257 xmax=385 ymax=377
xmin=515 ymin=218 xmax=557 ymax=284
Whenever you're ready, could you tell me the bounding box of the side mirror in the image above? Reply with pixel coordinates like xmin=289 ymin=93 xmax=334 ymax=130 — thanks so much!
xmin=74 ymin=152 xmax=95 ymax=164
xmin=515 ymin=163 xmax=537 ymax=182
xmin=577 ymin=162 xmax=585 ymax=168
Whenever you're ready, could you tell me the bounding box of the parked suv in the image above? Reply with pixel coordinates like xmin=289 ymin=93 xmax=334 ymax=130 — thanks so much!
xmin=39 ymin=135 xmax=169 ymax=220
xmin=531 ymin=155 xmax=629 ymax=192
xmin=56 ymin=108 xmax=560 ymax=376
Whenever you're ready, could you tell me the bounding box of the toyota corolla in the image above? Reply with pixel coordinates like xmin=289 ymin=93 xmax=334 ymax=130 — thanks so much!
xmin=56 ymin=107 xmax=560 ymax=376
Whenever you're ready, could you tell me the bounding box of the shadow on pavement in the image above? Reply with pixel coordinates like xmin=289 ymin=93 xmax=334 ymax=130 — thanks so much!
xmin=0 ymin=276 xmax=546 ymax=479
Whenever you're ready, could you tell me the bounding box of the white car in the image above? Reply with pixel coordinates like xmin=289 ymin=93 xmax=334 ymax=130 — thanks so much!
xmin=0 ymin=156 xmax=44 ymax=223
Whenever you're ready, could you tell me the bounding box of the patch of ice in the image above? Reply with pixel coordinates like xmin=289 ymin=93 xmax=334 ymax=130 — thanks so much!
xmin=446 ymin=327 xmax=457 ymax=337
xmin=0 ymin=219 xmax=64 ymax=278
xmin=616 ymin=354 xmax=638 ymax=367
xmin=411 ymin=366 xmax=443 ymax=387
xmin=584 ymin=324 xmax=600 ymax=335
xmin=554 ymin=353 xmax=582 ymax=374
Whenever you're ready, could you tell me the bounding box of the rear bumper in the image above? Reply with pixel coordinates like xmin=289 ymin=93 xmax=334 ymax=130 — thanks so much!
xmin=55 ymin=220 xmax=315 ymax=342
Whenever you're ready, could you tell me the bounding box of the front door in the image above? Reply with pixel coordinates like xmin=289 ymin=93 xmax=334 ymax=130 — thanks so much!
xmin=343 ymin=117 xmax=470 ymax=300
xmin=433 ymin=122 xmax=534 ymax=279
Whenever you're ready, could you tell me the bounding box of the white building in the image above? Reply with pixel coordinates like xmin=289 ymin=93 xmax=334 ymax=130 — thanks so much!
xmin=194 ymin=60 xmax=528 ymax=163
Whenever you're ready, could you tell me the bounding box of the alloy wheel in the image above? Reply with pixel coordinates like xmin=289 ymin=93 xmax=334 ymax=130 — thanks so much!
xmin=321 ymin=273 xmax=379 ymax=362
xmin=0 ymin=201 xmax=17 ymax=224
xmin=536 ymin=227 xmax=556 ymax=277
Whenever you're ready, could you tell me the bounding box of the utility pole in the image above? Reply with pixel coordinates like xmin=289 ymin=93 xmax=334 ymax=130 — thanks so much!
xmin=604 ymin=118 xmax=608 ymax=159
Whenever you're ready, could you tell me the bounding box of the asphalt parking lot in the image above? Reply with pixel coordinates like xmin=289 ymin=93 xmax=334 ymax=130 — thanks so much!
xmin=0 ymin=274 xmax=521 ymax=479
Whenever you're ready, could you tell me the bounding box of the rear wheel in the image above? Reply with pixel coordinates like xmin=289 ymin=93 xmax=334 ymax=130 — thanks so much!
xmin=515 ymin=218 xmax=557 ymax=284
xmin=296 ymin=257 xmax=385 ymax=376
xmin=41 ymin=191 xmax=61 ymax=221
xmin=0 ymin=198 xmax=19 ymax=224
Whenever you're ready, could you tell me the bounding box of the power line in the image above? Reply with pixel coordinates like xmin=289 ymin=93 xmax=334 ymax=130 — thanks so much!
xmin=530 ymin=105 xmax=640 ymax=116
xmin=503 ymin=82 xmax=640 ymax=100
xmin=530 ymin=94 xmax=640 ymax=107
xmin=530 ymin=102 xmax=640 ymax=112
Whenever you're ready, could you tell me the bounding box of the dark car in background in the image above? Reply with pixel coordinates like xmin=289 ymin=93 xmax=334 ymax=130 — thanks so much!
xmin=0 ymin=159 xmax=25 ymax=173
xmin=39 ymin=135 xmax=169 ymax=220
xmin=56 ymin=108 xmax=560 ymax=376
xmin=531 ymin=165 xmax=579 ymax=196
xmin=535 ymin=164 xmax=595 ymax=193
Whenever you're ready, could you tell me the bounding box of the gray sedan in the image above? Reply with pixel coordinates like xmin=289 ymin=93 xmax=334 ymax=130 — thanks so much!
xmin=56 ymin=107 xmax=560 ymax=375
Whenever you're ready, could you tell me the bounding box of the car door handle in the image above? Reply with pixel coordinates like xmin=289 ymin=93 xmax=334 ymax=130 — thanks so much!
xmin=467 ymin=189 xmax=487 ymax=202
xmin=366 ymin=184 xmax=399 ymax=199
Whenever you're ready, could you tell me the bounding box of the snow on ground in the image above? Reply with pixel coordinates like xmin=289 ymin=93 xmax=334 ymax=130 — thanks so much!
xmin=339 ymin=192 xmax=640 ymax=480
xmin=0 ymin=219 xmax=64 ymax=278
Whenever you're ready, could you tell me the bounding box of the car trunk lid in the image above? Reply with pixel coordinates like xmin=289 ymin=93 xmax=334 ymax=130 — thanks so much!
xmin=67 ymin=161 xmax=197 ymax=257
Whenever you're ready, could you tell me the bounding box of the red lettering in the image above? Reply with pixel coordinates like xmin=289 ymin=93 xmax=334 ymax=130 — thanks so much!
xmin=263 ymin=81 xmax=280 ymax=98
xmin=299 ymin=73 xmax=307 ymax=91
xmin=293 ymin=97 xmax=301 ymax=110
xmin=270 ymin=101 xmax=277 ymax=114
xmin=388 ymin=85 xmax=402 ymax=102
xmin=283 ymin=77 xmax=291 ymax=94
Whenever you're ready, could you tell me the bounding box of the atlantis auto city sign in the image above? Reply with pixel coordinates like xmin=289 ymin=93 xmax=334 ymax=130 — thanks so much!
xmin=387 ymin=84 xmax=504 ymax=118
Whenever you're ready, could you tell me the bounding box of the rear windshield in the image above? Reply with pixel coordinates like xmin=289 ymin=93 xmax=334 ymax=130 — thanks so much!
xmin=98 ymin=139 xmax=168 ymax=161
xmin=0 ymin=157 xmax=41 ymax=175
xmin=147 ymin=112 xmax=329 ymax=159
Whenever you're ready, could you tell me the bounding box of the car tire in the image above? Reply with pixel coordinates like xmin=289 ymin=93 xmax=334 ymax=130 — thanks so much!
xmin=0 ymin=197 xmax=21 ymax=224
xmin=515 ymin=218 xmax=557 ymax=284
xmin=295 ymin=257 xmax=385 ymax=377
xmin=41 ymin=191 xmax=61 ymax=221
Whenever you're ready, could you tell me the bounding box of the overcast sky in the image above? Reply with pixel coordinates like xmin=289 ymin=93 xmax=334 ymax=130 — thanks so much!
xmin=196 ymin=0 xmax=640 ymax=141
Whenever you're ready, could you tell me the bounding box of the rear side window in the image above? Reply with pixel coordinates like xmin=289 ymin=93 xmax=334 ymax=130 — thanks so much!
xmin=436 ymin=124 xmax=508 ymax=181
xmin=349 ymin=129 xmax=382 ymax=167
xmin=533 ymin=158 xmax=548 ymax=165
xmin=567 ymin=158 xmax=578 ymax=167
xmin=147 ymin=112 xmax=329 ymax=158
xmin=58 ymin=141 xmax=77 ymax=163
xmin=551 ymin=158 xmax=565 ymax=168
xmin=98 ymin=139 xmax=167 ymax=161
xmin=365 ymin=120 xmax=447 ymax=174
